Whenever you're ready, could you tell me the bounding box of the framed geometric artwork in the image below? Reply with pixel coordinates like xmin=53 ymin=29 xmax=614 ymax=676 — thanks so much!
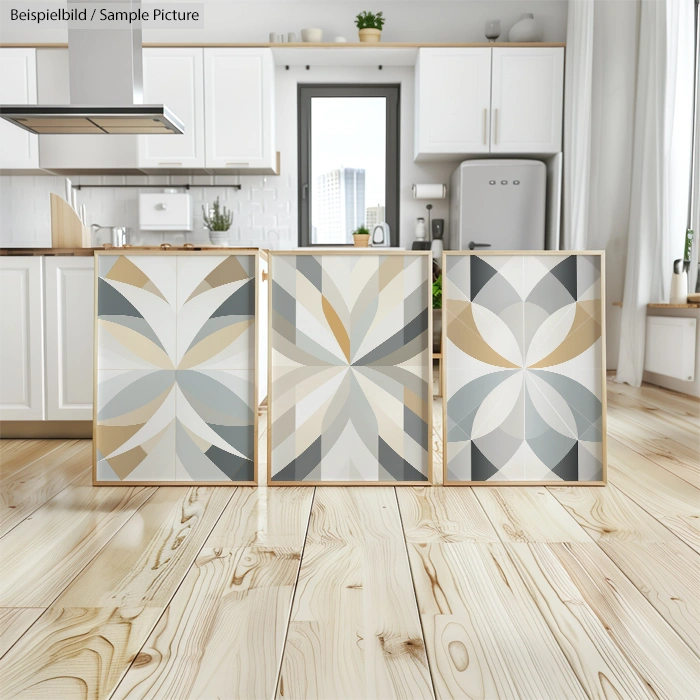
xmin=268 ymin=251 xmax=433 ymax=485
xmin=443 ymin=251 xmax=606 ymax=485
xmin=93 ymin=250 xmax=262 ymax=485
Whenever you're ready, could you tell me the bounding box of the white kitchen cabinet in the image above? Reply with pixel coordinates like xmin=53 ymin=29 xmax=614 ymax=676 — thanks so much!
xmin=204 ymin=48 xmax=276 ymax=172
xmin=491 ymin=48 xmax=564 ymax=154
xmin=0 ymin=258 xmax=45 ymax=420
xmin=0 ymin=49 xmax=40 ymax=172
xmin=414 ymin=48 xmax=492 ymax=160
xmin=44 ymin=257 xmax=94 ymax=420
xmin=414 ymin=47 xmax=564 ymax=160
xmin=139 ymin=48 xmax=205 ymax=171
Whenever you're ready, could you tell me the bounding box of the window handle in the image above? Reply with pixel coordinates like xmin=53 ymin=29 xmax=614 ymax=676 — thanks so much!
xmin=302 ymin=183 xmax=309 ymax=200
xmin=468 ymin=241 xmax=492 ymax=250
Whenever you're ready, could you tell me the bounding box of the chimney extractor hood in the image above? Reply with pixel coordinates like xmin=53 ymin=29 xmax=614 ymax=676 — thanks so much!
xmin=0 ymin=0 xmax=184 ymax=135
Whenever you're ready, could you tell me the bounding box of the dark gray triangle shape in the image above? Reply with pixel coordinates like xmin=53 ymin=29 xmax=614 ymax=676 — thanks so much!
xmin=210 ymin=277 xmax=255 ymax=319
xmin=470 ymin=256 xmax=498 ymax=301
xmin=378 ymin=437 xmax=428 ymax=482
xmin=98 ymin=277 xmax=143 ymax=319
xmin=552 ymin=442 xmax=579 ymax=481
xmin=550 ymin=256 xmax=577 ymax=301
xmin=471 ymin=442 xmax=499 ymax=481
xmin=271 ymin=436 xmax=322 ymax=482
xmin=203 ymin=444 xmax=254 ymax=481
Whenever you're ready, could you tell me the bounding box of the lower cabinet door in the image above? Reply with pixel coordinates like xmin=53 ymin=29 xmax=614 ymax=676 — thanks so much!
xmin=0 ymin=257 xmax=45 ymax=420
xmin=44 ymin=257 xmax=95 ymax=420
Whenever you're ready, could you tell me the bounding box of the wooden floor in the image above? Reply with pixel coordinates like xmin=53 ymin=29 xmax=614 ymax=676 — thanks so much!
xmin=0 ymin=378 xmax=698 ymax=699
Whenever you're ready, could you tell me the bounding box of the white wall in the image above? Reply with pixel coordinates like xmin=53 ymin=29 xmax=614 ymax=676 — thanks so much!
xmin=0 ymin=1 xmax=568 ymax=44
xmin=586 ymin=0 xmax=639 ymax=369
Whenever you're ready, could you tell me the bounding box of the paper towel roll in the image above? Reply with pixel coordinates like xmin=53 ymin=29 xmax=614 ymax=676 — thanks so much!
xmin=412 ymin=183 xmax=446 ymax=199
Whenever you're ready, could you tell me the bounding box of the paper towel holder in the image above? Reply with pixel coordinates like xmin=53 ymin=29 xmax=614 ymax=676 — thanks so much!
xmin=412 ymin=184 xmax=447 ymax=199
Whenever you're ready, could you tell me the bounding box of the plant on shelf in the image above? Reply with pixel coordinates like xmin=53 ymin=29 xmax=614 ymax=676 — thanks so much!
xmin=432 ymin=274 xmax=442 ymax=309
xmin=202 ymin=197 xmax=233 ymax=246
xmin=352 ymin=225 xmax=371 ymax=247
xmin=355 ymin=11 xmax=385 ymax=43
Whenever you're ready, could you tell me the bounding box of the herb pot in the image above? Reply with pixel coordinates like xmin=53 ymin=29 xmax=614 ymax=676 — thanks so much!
xmin=209 ymin=229 xmax=230 ymax=246
xmin=358 ymin=28 xmax=382 ymax=43
xmin=353 ymin=234 xmax=370 ymax=247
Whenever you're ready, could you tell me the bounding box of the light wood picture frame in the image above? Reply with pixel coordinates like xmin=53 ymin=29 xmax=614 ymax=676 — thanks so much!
xmin=267 ymin=249 xmax=433 ymax=486
xmin=92 ymin=249 xmax=261 ymax=486
xmin=441 ymin=250 xmax=607 ymax=486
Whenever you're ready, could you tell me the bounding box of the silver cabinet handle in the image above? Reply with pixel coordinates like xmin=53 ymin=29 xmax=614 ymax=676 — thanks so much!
xmin=493 ymin=108 xmax=499 ymax=145
xmin=483 ymin=108 xmax=487 ymax=145
xmin=158 ymin=162 xmax=182 ymax=166
xmin=226 ymin=162 xmax=250 ymax=167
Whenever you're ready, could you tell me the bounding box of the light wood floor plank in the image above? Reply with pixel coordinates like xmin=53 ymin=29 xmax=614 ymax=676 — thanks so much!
xmin=397 ymin=486 xmax=499 ymax=543
xmin=607 ymin=380 xmax=700 ymax=427
xmin=608 ymin=437 xmax=700 ymax=553
xmin=549 ymin=482 xmax=692 ymax=544
xmin=0 ymin=441 xmax=92 ymax=538
xmin=0 ymin=608 xmax=44 ymax=658
xmin=110 ymin=486 xmax=314 ymax=700
xmin=474 ymin=486 xmax=593 ymax=543
xmin=409 ymin=541 xmax=588 ymax=699
xmin=0 ymin=440 xmax=68 ymax=479
xmin=0 ymin=472 xmax=154 ymax=607
xmin=550 ymin=542 xmax=700 ymax=699
xmin=504 ymin=543 xmax=660 ymax=699
xmin=0 ymin=486 xmax=233 ymax=700
xmin=278 ymin=487 xmax=434 ymax=700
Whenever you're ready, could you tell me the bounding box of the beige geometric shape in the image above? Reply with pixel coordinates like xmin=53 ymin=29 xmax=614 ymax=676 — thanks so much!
xmin=96 ymin=423 xmax=144 ymax=459
xmin=529 ymin=302 xmax=601 ymax=369
xmin=178 ymin=320 xmax=253 ymax=370
xmin=100 ymin=320 xmax=175 ymax=370
xmin=106 ymin=256 xmax=166 ymax=301
xmin=446 ymin=299 xmax=519 ymax=369
xmin=105 ymin=445 xmax=148 ymax=479
xmin=186 ymin=256 xmax=249 ymax=302
xmin=322 ymin=295 xmax=350 ymax=363
xmin=379 ymin=255 xmax=403 ymax=291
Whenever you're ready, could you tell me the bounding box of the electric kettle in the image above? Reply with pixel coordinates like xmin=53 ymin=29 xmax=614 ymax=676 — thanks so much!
xmin=370 ymin=222 xmax=391 ymax=247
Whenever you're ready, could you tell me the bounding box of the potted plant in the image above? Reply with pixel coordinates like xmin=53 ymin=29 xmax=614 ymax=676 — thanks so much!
xmin=202 ymin=197 xmax=233 ymax=246
xmin=355 ymin=11 xmax=385 ymax=43
xmin=352 ymin=225 xmax=371 ymax=247
xmin=432 ymin=272 xmax=442 ymax=353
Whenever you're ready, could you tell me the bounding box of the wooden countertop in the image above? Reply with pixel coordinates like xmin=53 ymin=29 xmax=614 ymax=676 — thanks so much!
xmin=1 ymin=246 xmax=267 ymax=256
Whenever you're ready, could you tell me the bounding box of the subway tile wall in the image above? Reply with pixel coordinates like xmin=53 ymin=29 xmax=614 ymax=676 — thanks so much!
xmin=0 ymin=174 xmax=298 ymax=248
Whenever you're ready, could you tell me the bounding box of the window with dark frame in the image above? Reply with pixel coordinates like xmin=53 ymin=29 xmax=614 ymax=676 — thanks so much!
xmin=298 ymin=85 xmax=400 ymax=247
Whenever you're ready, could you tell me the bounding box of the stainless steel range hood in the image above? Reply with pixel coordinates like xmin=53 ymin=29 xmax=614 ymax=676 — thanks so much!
xmin=0 ymin=0 xmax=184 ymax=135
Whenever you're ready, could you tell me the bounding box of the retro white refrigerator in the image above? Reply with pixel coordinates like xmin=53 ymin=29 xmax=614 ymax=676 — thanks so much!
xmin=449 ymin=159 xmax=547 ymax=251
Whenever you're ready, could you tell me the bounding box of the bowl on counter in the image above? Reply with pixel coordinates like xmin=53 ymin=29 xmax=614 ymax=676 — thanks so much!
xmin=301 ymin=28 xmax=323 ymax=43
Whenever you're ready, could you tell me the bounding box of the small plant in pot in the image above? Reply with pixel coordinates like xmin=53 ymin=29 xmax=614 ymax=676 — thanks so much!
xmin=202 ymin=197 xmax=233 ymax=246
xmin=352 ymin=225 xmax=371 ymax=247
xmin=355 ymin=11 xmax=385 ymax=43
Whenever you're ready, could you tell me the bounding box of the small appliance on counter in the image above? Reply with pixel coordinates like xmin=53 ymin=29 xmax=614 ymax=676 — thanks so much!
xmin=449 ymin=160 xmax=546 ymax=251
xmin=370 ymin=222 xmax=391 ymax=247
xmin=431 ymin=219 xmax=444 ymax=262
xmin=92 ymin=224 xmax=130 ymax=248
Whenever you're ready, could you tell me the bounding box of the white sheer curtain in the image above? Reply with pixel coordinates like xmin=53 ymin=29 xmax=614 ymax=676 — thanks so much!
xmin=615 ymin=0 xmax=695 ymax=386
xmin=562 ymin=0 xmax=595 ymax=251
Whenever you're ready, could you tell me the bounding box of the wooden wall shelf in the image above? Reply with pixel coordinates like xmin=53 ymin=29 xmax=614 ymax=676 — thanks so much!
xmin=0 ymin=41 xmax=566 ymax=50
xmin=648 ymin=303 xmax=700 ymax=309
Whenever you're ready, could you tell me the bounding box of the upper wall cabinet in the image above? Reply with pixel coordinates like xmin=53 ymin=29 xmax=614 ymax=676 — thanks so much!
xmin=138 ymin=48 xmax=205 ymax=171
xmin=491 ymin=48 xmax=564 ymax=154
xmin=0 ymin=49 xmax=40 ymax=172
xmin=415 ymin=49 xmax=492 ymax=160
xmin=414 ymin=47 xmax=564 ymax=160
xmin=204 ymin=48 xmax=276 ymax=172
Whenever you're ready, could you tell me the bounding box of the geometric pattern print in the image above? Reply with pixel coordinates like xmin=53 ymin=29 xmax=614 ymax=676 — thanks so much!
xmin=95 ymin=253 xmax=256 ymax=484
xmin=269 ymin=252 xmax=431 ymax=483
xmin=444 ymin=253 xmax=604 ymax=484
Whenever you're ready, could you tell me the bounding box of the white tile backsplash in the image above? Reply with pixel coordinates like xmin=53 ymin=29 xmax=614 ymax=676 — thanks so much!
xmin=0 ymin=173 xmax=298 ymax=249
